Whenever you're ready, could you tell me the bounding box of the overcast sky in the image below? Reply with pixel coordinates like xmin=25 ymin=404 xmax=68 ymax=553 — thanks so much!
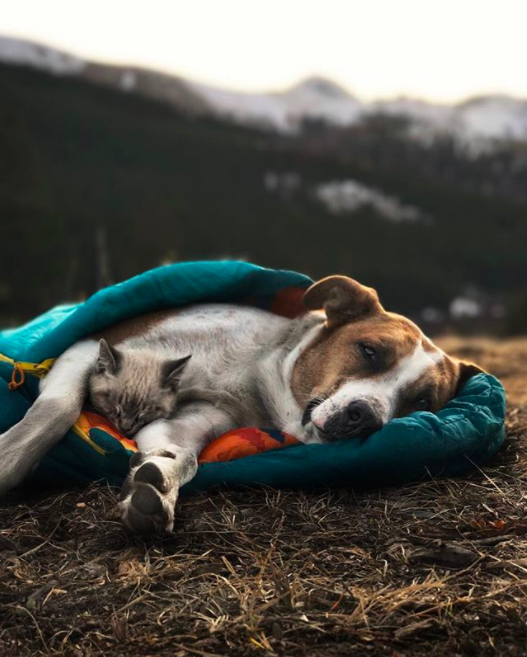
xmin=1 ymin=0 xmax=526 ymax=102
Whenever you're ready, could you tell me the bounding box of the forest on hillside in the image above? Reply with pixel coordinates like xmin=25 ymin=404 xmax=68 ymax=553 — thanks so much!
xmin=1 ymin=63 xmax=526 ymax=333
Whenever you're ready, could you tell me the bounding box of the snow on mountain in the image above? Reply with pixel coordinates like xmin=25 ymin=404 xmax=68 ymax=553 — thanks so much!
xmin=186 ymin=82 xmax=292 ymax=131
xmin=314 ymin=179 xmax=425 ymax=222
xmin=453 ymin=96 xmax=527 ymax=142
xmin=188 ymin=76 xmax=527 ymax=145
xmin=263 ymin=171 xmax=427 ymax=223
xmin=2 ymin=34 xmax=527 ymax=146
xmin=373 ymin=97 xmax=453 ymax=142
xmin=186 ymin=77 xmax=362 ymax=132
xmin=282 ymin=77 xmax=362 ymax=125
xmin=375 ymin=95 xmax=527 ymax=145
xmin=0 ymin=35 xmax=209 ymax=115
xmin=0 ymin=35 xmax=85 ymax=75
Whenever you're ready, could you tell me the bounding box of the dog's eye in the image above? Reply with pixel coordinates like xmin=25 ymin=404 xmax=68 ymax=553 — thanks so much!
xmin=415 ymin=398 xmax=431 ymax=412
xmin=359 ymin=343 xmax=377 ymax=361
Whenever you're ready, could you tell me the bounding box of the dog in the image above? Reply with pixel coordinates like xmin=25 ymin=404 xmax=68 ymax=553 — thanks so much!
xmin=0 ymin=275 xmax=482 ymax=533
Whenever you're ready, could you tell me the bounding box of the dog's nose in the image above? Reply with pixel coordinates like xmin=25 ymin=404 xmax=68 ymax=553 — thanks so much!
xmin=323 ymin=400 xmax=383 ymax=440
xmin=346 ymin=400 xmax=370 ymax=426
xmin=345 ymin=401 xmax=382 ymax=436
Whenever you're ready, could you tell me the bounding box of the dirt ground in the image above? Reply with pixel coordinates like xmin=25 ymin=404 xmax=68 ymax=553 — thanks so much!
xmin=1 ymin=337 xmax=526 ymax=657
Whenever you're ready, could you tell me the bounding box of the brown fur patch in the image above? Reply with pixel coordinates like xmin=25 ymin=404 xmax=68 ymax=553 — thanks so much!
xmin=292 ymin=312 xmax=422 ymax=407
xmin=395 ymin=354 xmax=459 ymax=417
xmin=292 ymin=311 xmax=470 ymax=419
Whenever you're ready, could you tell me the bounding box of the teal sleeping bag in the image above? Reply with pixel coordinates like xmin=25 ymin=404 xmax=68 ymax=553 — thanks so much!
xmin=0 ymin=261 xmax=506 ymax=492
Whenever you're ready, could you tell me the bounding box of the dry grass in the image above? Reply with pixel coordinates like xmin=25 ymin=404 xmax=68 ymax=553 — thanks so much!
xmin=1 ymin=337 xmax=527 ymax=657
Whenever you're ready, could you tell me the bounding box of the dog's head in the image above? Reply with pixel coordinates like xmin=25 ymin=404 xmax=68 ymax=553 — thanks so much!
xmin=292 ymin=276 xmax=484 ymax=442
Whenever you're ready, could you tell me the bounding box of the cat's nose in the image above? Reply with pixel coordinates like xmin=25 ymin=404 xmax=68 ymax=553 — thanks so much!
xmin=118 ymin=420 xmax=136 ymax=436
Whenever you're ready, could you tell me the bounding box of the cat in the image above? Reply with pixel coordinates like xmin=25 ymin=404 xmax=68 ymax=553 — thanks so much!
xmin=88 ymin=339 xmax=191 ymax=437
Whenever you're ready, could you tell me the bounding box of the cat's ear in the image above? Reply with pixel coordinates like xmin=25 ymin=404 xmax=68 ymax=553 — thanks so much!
xmin=96 ymin=339 xmax=121 ymax=375
xmin=162 ymin=355 xmax=192 ymax=390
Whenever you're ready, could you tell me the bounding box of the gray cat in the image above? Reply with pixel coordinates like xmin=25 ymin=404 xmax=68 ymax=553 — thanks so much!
xmin=88 ymin=339 xmax=191 ymax=437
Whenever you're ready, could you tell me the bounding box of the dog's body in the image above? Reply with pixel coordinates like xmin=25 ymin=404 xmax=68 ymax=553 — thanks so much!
xmin=0 ymin=276 xmax=481 ymax=534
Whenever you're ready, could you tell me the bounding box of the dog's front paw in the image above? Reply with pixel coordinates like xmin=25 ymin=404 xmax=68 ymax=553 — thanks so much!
xmin=119 ymin=450 xmax=181 ymax=534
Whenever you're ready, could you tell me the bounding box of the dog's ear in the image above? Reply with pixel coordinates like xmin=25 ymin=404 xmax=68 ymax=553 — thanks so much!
xmin=455 ymin=360 xmax=486 ymax=394
xmin=303 ymin=276 xmax=383 ymax=327
xmin=96 ymin=339 xmax=121 ymax=375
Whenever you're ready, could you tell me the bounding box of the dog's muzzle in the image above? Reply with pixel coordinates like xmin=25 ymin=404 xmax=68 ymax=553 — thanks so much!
xmin=311 ymin=400 xmax=384 ymax=441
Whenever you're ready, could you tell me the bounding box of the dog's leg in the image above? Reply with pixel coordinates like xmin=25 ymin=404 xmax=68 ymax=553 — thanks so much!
xmin=0 ymin=340 xmax=97 ymax=496
xmin=120 ymin=403 xmax=235 ymax=534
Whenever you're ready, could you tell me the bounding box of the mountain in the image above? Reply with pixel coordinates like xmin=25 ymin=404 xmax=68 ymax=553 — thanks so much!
xmin=186 ymin=78 xmax=527 ymax=145
xmin=187 ymin=77 xmax=363 ymax=132
xmin=0 ymin=34 xmax=85 ymax=74
xmin=1 ymin=34 xmax=527 ymax=146
xmin=0 ymin=35 xmax=209 ymax=114
xmin=0 ymin=37 xmax=526 ymax=332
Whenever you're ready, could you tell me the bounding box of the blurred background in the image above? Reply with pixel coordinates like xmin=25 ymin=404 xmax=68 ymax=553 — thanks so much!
xmin=1 ymin=0 xmax=526 ymax=334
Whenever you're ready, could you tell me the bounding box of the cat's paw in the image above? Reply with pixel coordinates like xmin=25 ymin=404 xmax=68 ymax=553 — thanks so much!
xmin=119 ymin=450 xmax=181 ymax=534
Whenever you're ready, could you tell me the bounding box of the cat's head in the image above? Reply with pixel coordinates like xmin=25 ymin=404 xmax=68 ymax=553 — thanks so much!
xmin=89 ymin=339 xmax=191 ymax=437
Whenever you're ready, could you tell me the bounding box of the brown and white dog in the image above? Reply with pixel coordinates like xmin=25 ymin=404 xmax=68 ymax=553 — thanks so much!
xmin=0 ymin=276 xmax=482 ymax=533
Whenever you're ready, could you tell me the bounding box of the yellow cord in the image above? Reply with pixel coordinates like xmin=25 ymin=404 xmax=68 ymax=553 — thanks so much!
xmin=0 ymin=352 xmax=55 ymax=390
